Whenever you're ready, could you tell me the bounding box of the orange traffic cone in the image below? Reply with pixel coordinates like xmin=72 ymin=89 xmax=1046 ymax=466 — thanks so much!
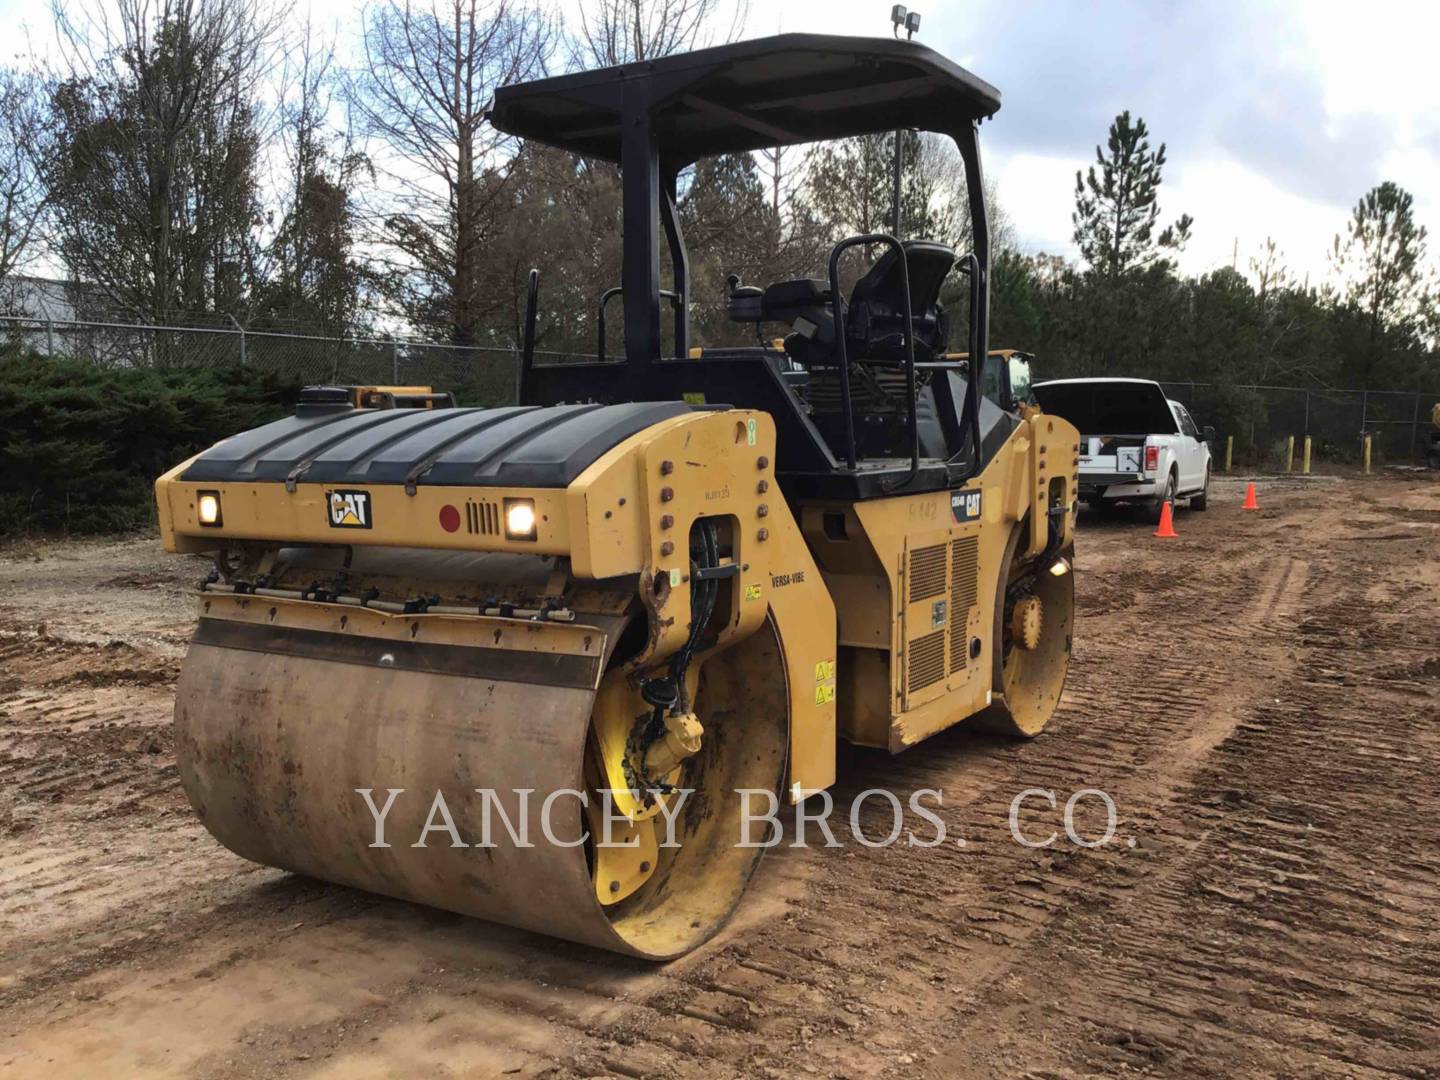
xmin=1153 ymin=500 xmax=1178 ymax=538
xmin=1242 ymin=482 xmax=1259 ymax=510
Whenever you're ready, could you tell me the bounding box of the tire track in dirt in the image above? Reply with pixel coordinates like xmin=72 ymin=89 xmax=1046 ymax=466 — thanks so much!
xmin=520 ymin=500 xmax=1324 ymax=1078
xmin=2 ymin=477 xmax=1437 ymax=1078
xmin=907 ymin=483 xmax=1440 ymax=1079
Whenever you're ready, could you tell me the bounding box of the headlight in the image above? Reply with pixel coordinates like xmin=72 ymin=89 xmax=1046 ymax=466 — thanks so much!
xmin=504 ymin=498 xmax=536 ymax=541
xmin=197 ymin=491 xmax=222 ymax=527
xmin=1048 ymin=557 xmax=1070 ymax=577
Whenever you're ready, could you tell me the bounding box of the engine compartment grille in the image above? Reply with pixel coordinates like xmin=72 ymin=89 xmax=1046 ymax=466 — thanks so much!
xmin=908 ymin=544 xmax=947 ymax=602
xmin=907 ymin=629 xmax=947 ymax=693
xmin=949 ymin=536 xmax=979 ymax=672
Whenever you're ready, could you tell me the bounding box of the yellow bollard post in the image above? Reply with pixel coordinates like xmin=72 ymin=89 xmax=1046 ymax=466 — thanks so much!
xmin=1224 ymin=435 xmax=1233 ymax=473
xmin=1363 ymin=434 xmax=1372 ymax=474
xmin=1302 ymin=436 xmax=1312 ymax=475
xmin=1285 ymin=435 xmax=1294 ymax=473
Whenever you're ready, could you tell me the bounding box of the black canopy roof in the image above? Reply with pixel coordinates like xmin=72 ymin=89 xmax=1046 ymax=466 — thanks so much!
xmin=490 ymin=33 xmax=1001 ymax=163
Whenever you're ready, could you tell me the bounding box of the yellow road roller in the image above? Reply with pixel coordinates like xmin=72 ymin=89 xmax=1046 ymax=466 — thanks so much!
xmin=156 ymin=34 xmax=1080 ymax=959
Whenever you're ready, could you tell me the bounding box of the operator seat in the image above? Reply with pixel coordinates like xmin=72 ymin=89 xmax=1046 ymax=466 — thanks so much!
xmin=798 ymin=241 xmax=959 ymax=453
xmin=843 ymin=240 xmax=955 ymax=365
xmin=726 ymin=240 xmax=956 ymax=369
xmin=726 ymin=241 xmax=961 ymax=460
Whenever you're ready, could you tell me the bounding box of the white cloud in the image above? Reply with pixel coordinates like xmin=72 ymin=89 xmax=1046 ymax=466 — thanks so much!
xmin=989 ymin=152 xmax=1080 ymax=260
xmin=2 ymin=0 xmax=1434 ymax=291
xmin=1162 ymin=157 xmax=1344 ymax=283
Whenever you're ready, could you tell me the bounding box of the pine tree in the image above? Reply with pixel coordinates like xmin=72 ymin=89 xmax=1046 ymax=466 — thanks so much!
xmin=1072 ymin=111 xmax=1189 ymax=277
xmin=1329 ymin=181 xmax=1433 ymax=389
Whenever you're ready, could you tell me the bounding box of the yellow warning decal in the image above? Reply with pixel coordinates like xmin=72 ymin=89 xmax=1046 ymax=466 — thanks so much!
xmin=813 ymin=658 xmax=837 ymax=707
xmin=743 ymin=583 xmax=763 ymax=602
xmin=682 ymin=391 xmax=707 ymax=404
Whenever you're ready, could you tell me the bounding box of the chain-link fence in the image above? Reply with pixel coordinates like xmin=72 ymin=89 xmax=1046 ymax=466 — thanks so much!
xmin=4 ymin=314 xmax=1435 ymax=465
xmin=1160 ymin=381 xmax=1435 ymax=467
xmin=0 ymin=314 xmax=539 ymax=407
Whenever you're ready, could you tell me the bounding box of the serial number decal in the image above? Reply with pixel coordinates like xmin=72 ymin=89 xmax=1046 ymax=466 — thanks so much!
xmin=770 ymin=569 xmax=806 ymax=589
xmin=950 ymin=488 xmax=982 ymax=523
xmin=326 ymin=489 xmax=373 ymax=529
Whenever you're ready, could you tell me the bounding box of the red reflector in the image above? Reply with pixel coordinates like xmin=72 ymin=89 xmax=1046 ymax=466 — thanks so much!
xmin=439 ymin=504 xmax=461 ymax=533
xmin=1144 ymin=446 xmax=1159 ymax=471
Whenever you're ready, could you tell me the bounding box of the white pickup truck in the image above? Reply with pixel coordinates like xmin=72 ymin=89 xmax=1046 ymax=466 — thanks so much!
xmin=1033 ymin=377 xmax=1213 ymax=523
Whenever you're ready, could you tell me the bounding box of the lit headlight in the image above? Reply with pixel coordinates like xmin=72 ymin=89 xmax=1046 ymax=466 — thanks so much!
xmin=504 ymin=498 xmax=536 ymax=540
xmin=197 ymin=491 xmax=222 ymax=527
xmin=1048 ymin=557 xmax=1070 ymax=577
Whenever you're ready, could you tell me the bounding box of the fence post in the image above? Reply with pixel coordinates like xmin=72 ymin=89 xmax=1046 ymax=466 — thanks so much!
xmin=225 ymin=314 xmax=246 ymax=366
xmin=1224 ymin=435 xmax=1233 ymax=473
xmin=1363 ymin=434 xmax=1372 ymax=474
xmin=1302 ymin=436 xmax=1312 ymax=475
xmin=1411 ymin=393 xmax=1422 ymax=462
xmin=1284 ymin=435 xmax=1294 ymax=473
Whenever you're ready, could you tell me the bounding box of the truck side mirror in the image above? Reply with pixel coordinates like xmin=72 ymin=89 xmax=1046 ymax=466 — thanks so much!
xmin=1202 ymin=426 xmax=1216 ymax=442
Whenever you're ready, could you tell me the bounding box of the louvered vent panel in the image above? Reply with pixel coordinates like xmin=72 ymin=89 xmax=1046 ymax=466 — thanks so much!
xmin=908 ymin=544 xmax=947 ymax=602
xmin=907 ymin=629 xmax=947 ymax=693
xmin=949 ymin=536 xmax=980 ymax=672
xmin=466 ymin=500 xmax=500 ymax=536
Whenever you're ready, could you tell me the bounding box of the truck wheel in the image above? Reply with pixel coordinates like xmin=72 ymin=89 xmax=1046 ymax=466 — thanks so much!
xmin=1147 ymin=472 xmax=1176 ymax=525
xmin=1190 ymin=468 xmax=1210 ymax=511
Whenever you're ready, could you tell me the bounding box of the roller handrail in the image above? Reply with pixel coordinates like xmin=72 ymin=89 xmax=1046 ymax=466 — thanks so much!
xmin=597 ymin=286 xmax=681 ymax=363
xmin=955 ymin=252 xmax=984 ymax=474
xmin=827 ymin=234 xmax=918 ymax=489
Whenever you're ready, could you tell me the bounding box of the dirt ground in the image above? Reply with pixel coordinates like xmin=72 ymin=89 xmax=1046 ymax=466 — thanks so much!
xmin=2 ymin=472 xmax=1437 ymax=1079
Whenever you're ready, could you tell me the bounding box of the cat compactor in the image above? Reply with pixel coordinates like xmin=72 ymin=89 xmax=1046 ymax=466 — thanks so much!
xmin=156 ymin=35 xmax=1079 ymax=959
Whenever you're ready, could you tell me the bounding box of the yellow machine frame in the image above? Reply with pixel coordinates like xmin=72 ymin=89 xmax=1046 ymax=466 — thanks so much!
xmin=158 ymin=401 xmax=1077 ymax=796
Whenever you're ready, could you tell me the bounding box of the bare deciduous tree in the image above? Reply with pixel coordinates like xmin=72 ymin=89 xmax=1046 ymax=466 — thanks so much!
xmin=572 ymin=0 xmax=746 ymax=67
xmin=43 ymin=0 xmax=280 ymax=328
xmin=350 ymin=0 xmax=553 ymax=345
xmin=255 ymin=22 xmax=369 ymax=337
xmin=0 ymin=68 xmax=49 ymax=295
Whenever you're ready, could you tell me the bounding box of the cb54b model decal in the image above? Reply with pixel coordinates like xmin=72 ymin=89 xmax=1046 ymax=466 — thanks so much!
xmin=951 ymin=489 xmax=982 ymax=523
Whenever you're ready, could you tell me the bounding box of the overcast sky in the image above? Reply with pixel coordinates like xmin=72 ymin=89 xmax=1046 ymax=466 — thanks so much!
xmin=4 ymin=0 xmax=1436 ymax=286
xmin=760 ymin=0 xmax=1440 ymax=284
